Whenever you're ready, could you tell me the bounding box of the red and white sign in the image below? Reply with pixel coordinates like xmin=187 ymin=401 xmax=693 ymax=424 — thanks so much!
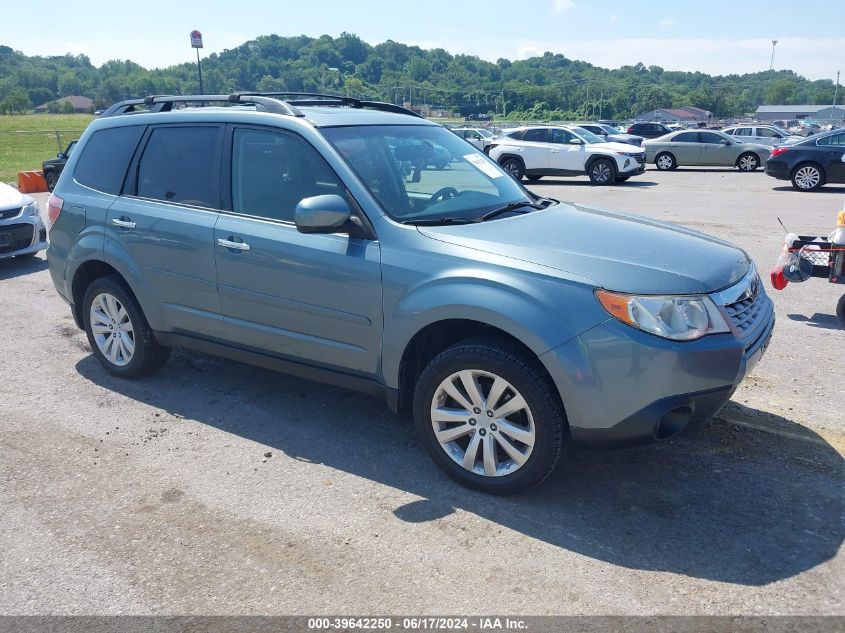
xmin=190 ymin=30 xmax=203 ymax=49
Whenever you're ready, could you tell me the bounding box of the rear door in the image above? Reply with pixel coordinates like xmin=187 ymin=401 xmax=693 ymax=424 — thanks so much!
xmin=816 ymin=132 xmax=845 ymax=182
xmin=213 ymin=125 xmax=383 ymax=375
xmin=106 ymin=124 xmax=224 ymax=338
xmin=671 ymin=131 xmax=702 ymax=164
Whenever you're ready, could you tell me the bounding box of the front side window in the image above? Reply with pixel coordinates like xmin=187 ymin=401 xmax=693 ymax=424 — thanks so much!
xmin=550 ymin=128 xmax=576 ymax=144
xmin=757 ymin=128 xmax=776 ymax=138
xmin=137 ymin=126 xmax=221 ymax=207
xmin=698 ymin=132 xmax=725 ymax=144
xmin=675 ymin=132 xmax=698 ymax=143
xmin=231 ymin=128 xmax=345 ymax=222
xmin=323 ymin=125 xmax=534 ymax=224
xmin=74 ymin=125 xmax=145 ymax=195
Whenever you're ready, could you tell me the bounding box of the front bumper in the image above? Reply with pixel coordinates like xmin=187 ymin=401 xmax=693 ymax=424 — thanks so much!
xmin=0 ymin=214 xmax=48 ymax=260
xmin=540 ymin=292 xmax=775 ymax=448
xmin=618 ymin=156 xmax=646 ymax=175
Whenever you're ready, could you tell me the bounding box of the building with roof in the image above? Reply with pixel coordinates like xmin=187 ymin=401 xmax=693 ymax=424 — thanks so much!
xmin=636 ymin=106 xmax=713 ymax=122
xmin=756 ymin=104 xmax=845 ymax=122
xmin=34 ymin=95 xmax=94 ymax=114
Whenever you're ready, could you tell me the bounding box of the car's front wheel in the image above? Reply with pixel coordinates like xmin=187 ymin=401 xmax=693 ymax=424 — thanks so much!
xmin=588 ymin=159 xmax=616 ymax=185
xmin=791 ymin=163 xmax=825 ymax=191
xmin=82 ymin=275 xmax=170 ymax=378
xmin=413 ymin=338 xmax=567 ymax=494
xmin=737 ymin=152 xmax=761 ymax=171
xmin=499 ymin=157 xmax=525 ymax=181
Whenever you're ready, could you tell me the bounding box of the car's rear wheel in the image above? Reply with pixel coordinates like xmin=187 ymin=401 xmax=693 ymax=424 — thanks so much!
xmin=737 ymin=152 xmax=760 ymax=171
xmin=499 ymin=158 xmax=525 ymax=181
xmin=836 ymin=294 xmax=845 ymax=329
xmin=413 ymin=338 xmax=567 ymax=495
xmin=655 ymin=152 xmax=676 ymax=170
xmin=82 ymin=275 xmax=170 ymax=378
xmin=588 ymin=159 xmax=616 ymax=185
xmin=791 ymin=163 xmax=825 ymax=191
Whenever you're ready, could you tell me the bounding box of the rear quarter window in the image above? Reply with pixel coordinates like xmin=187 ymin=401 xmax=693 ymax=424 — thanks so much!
xmin=74 ymin=126 xmax=145 ymax=194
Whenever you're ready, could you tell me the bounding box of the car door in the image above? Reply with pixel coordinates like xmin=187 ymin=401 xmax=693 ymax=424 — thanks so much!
xmin=106 ymin=124 xmax=225 ymax=338
xmin=671 ymin=132 xmax=702 ymax=165
xmin=214 ymin=125 xmax=383 ymax=375
xmin=547 ymin=128 xmax=585 ymax=172
xmin=816 ymin=132 xmax=845 ymax=182
xmin=698 ymin=131 xmax=733 ymax=166
xmin=514 ymin=128 xmax=551 ymax=171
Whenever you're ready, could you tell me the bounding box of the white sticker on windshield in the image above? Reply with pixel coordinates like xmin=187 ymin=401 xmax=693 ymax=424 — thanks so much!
xmin=463 ymin=153 xmax=504 ymax=179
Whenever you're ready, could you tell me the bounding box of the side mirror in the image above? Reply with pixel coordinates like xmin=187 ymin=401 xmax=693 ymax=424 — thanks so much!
xmin=57 ymin=152 xmax=66 ymax=160
xmin=295 ymin=195 xmax=352 ymax=234
xmin=569 ymin=138 xmax=585 ymax=145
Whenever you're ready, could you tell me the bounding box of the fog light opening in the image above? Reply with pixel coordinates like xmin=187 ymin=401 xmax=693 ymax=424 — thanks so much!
xmin=654 ymin=406 xmax=693 ymax=440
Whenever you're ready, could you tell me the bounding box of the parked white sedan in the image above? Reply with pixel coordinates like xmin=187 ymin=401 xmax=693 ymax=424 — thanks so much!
xmin=0 ymin=183 xmax=47 ymax=260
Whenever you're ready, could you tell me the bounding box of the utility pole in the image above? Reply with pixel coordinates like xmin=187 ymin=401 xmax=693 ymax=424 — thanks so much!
xmin=599 ymin=90 xmax=603 ymax=120
xmin=584 ymin=80 xmax=591 ymax=119
xmin=769 ymin=39 xmax=778 ymax=73
xmin=832 ymin=70 xmax=840 ymax=126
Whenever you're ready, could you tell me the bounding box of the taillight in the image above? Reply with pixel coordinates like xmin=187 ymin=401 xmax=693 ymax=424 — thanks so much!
xmin=627 ymin=127 xmax=634 ymax=134
xmin=770 ymin=266 xmax=789 ymax=290
xmin=770 ymin=146 xmax=790 ymax=159
xmin=47 ymin=193 xmax=64 ymax=225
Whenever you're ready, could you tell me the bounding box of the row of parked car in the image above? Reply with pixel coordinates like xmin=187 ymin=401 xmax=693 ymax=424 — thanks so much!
xmin=451 ymin=122 xmax=845 ymax=190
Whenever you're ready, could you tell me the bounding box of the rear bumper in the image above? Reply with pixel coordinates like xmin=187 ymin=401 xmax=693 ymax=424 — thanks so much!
xmin=540 ymin=306 xmax=775 ymax=449
xmin=765 ymin=160 xmax=791 ymax=180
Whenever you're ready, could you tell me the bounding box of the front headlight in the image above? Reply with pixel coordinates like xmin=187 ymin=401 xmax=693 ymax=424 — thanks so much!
xmin=23 ymin=201 xmax=40 ymax=217
xmin=596 ymin=289 xmax=730 ymax=341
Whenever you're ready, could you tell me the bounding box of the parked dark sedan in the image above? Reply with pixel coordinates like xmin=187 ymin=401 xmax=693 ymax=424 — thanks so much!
xmin=764 ymin=128 xmax=845 ymax=191
xmin=626 ymin=122 xmax=673 ymax=139
xmin=41 ymin=140 xmax=77 ymax=191
xmin=577 ymin=123 xmax=643 ymax=147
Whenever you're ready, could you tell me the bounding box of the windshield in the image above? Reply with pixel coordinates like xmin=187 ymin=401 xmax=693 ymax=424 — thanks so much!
xmin=771 ymin=125 xmax=792 ymax=137
xmin=598 ymin=124 xmax=619 ymax=134
xmin=568 ymin=127 xmax=606 ymax=144
xmin=323 ymin=125 xmax=537 ymax=224
xmin=477 ymin=129 xmax=495 ymax=138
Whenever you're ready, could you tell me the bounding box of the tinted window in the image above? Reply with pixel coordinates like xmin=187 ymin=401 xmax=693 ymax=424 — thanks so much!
xmin=505 ymin=130 xmax=523 ymax=140
xmin=137 ymin=126 xmax=221 ymax=207
xmin=231 ymin=128 xmax=345 ymax=222
xmin=818 ymin=133 xmax=845 ymax=146
xmin=675 ymin=132 xmax=699 ymax=143
xmin=550 ymin=129 xmax=576 ymax=144
xmin=723 ymin=128 xmax=736 ymax=135
xmin=757 ymin=128 xmax=776 ymax=138
xmin=523 ymin=129 xmax=548 ymax=142
xmin=734 ymin=128 xmax=753 ymax=137
xmin=74 ymin=125 xmax=144 ymax=194
xmin=698 ymin=132 xmax=724 ymax=144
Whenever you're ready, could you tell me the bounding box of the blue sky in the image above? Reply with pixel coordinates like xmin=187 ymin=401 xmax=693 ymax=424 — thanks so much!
xmin=3 ymin=0 xmax=843 ymax=80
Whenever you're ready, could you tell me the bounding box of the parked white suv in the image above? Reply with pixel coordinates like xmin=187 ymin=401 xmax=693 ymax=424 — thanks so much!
xmin=721 ymin=125 xmax=802 ymax=147
xmin=488 ymin=126 xmax=646 ymax=185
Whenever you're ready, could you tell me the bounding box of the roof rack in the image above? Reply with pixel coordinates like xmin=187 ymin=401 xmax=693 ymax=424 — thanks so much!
xmin=99 ymin=92 xmax=421 ymax=119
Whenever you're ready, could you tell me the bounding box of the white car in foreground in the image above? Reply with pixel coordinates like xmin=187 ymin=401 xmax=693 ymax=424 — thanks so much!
xmin=0 ymin=183 xmax=47 ymax=260
xmin=487 ymin=125 xmax=646 ymax=185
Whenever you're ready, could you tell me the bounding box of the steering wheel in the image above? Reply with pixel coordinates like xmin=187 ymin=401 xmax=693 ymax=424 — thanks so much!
xmin=428 ymin=187 xmax=459 ymax=205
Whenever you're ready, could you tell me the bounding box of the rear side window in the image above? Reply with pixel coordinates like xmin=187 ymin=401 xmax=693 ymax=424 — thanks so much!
xmin=137 ymin=126 xmax=221 ymax=208
xmin=734 ymin=128 xmax=753 ymax=137
xmin=523 ymin=129 xmax=548 ymax=142
xmin=74 ymin=126 xmax=144 ymax=194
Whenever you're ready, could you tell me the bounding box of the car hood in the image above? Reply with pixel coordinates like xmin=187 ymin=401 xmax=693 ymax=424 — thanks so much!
xmin=0 ymin=183 xmax=31 ymax=210
xmin=592 ymin=141 xmax=644 ymax=153
xmin=418 ymin=202 xmax=750 ymax=295
xmin=607 ymin=133 xmax=643 ymax=142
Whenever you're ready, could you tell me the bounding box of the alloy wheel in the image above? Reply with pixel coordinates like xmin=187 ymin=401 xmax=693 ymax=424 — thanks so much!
xmin=794 ymin=166 xmax=821 ymax=189
xmin=430 ymin=369 xmax=535 ymax=477
xmin=89 ymin=292 xmax=135 ymax=367
xmin=739 ymin=155 xmax=759 ymax=171
xmin=656 ymin=155 xmax=674 ymax=170
xmin=591 ymin=162 xmax=612 ymax=183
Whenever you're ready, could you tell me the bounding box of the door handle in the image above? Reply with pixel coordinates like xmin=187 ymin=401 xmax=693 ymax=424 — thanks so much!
xmin=112 ymin=218 xmax=135 ymax=229
xmin=550 ymin=150 xmax=560 ymax=153
xmin=217 ymin=237 xmax=251 ymax=251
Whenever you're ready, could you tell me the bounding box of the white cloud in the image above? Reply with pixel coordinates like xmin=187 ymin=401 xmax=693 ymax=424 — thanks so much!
xmin=609 ymin=14 xmax=619 ymax=21
xmin=658 ymin=18 xmax=675 ymax=27
xmin=554 ymin=0 xmax=575 ymax=12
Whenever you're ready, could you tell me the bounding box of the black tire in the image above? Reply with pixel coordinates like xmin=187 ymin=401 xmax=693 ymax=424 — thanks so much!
xmin=525 ymin=175 xmax=542 ymax=182
xmin=15 ymin=251 xmax=39 ymax=259
xmin=837 ymin=294 xmax=845 ymax=330
xmin=616 ymin=175 xmax=631 ymax=182
xmin=736 ymin=152 xmax=761 ymax=172
xmin=82 ymin=275 xmax=170 ymax=378
xmin=44 ymin=171 xmax=58 ymax=192
xmin=413 ymin=338 xmax=568 ymax=495
xmin=791 ymin=162 xmax=825 ymax=191
xmin=588 ymin=158 xmax=616 ymax=185
xmin=499 ymin=157 xmax=525 ymax=181
xmin=655 ymin=152 xmax=677 ymax=171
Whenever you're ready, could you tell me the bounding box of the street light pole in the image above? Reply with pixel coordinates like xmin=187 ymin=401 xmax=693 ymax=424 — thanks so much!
xmin=832 ymin=70 xmax=840 ymax=126
xmin=769 ymin=39 xmax=778 ymax=73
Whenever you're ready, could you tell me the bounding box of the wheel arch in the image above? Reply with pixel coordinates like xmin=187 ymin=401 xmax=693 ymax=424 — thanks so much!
xmin=495 ymin=153 xmax=526 ymax=169
xmin=70 ymin=259 xmax=138 ymax=329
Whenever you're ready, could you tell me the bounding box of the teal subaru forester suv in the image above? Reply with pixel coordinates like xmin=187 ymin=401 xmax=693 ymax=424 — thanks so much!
xmin=47 ymin=93 xmax=774 ymax=494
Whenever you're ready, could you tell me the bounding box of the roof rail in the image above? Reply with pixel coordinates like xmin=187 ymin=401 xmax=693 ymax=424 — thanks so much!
xmin=99 ymin=92 xmax=420 ymax=119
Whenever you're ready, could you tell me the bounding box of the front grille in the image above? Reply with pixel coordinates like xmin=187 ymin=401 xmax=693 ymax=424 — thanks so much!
xmin=0 ymin=223 xmax=35 ymax=254
xmin=724 ymin=294 xmax=767 ymax=337
xmin=0 ymin=207 xmax=21 ymax=220
xmin=634 ymin=154 xmax=645 ymax=165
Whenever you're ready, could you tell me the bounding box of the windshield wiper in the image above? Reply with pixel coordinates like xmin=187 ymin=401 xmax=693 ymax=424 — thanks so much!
xmin=478 ymin=200 xmax=545 ymax=222
xmin=401 ymin=217 xmax=477 ymax=226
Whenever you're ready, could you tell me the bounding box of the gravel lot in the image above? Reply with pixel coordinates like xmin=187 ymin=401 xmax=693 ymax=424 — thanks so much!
xmin=1 ymin=167 xmax=843 ymax=616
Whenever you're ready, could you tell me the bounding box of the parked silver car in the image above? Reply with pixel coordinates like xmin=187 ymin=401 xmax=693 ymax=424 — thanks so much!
xmin=0 ymin=183 xmax=47 ymax=260
xmin=644 ymin=130 xmax=771 ymax=171
xmin=721 ymin=125 xmax=802 ymax=147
